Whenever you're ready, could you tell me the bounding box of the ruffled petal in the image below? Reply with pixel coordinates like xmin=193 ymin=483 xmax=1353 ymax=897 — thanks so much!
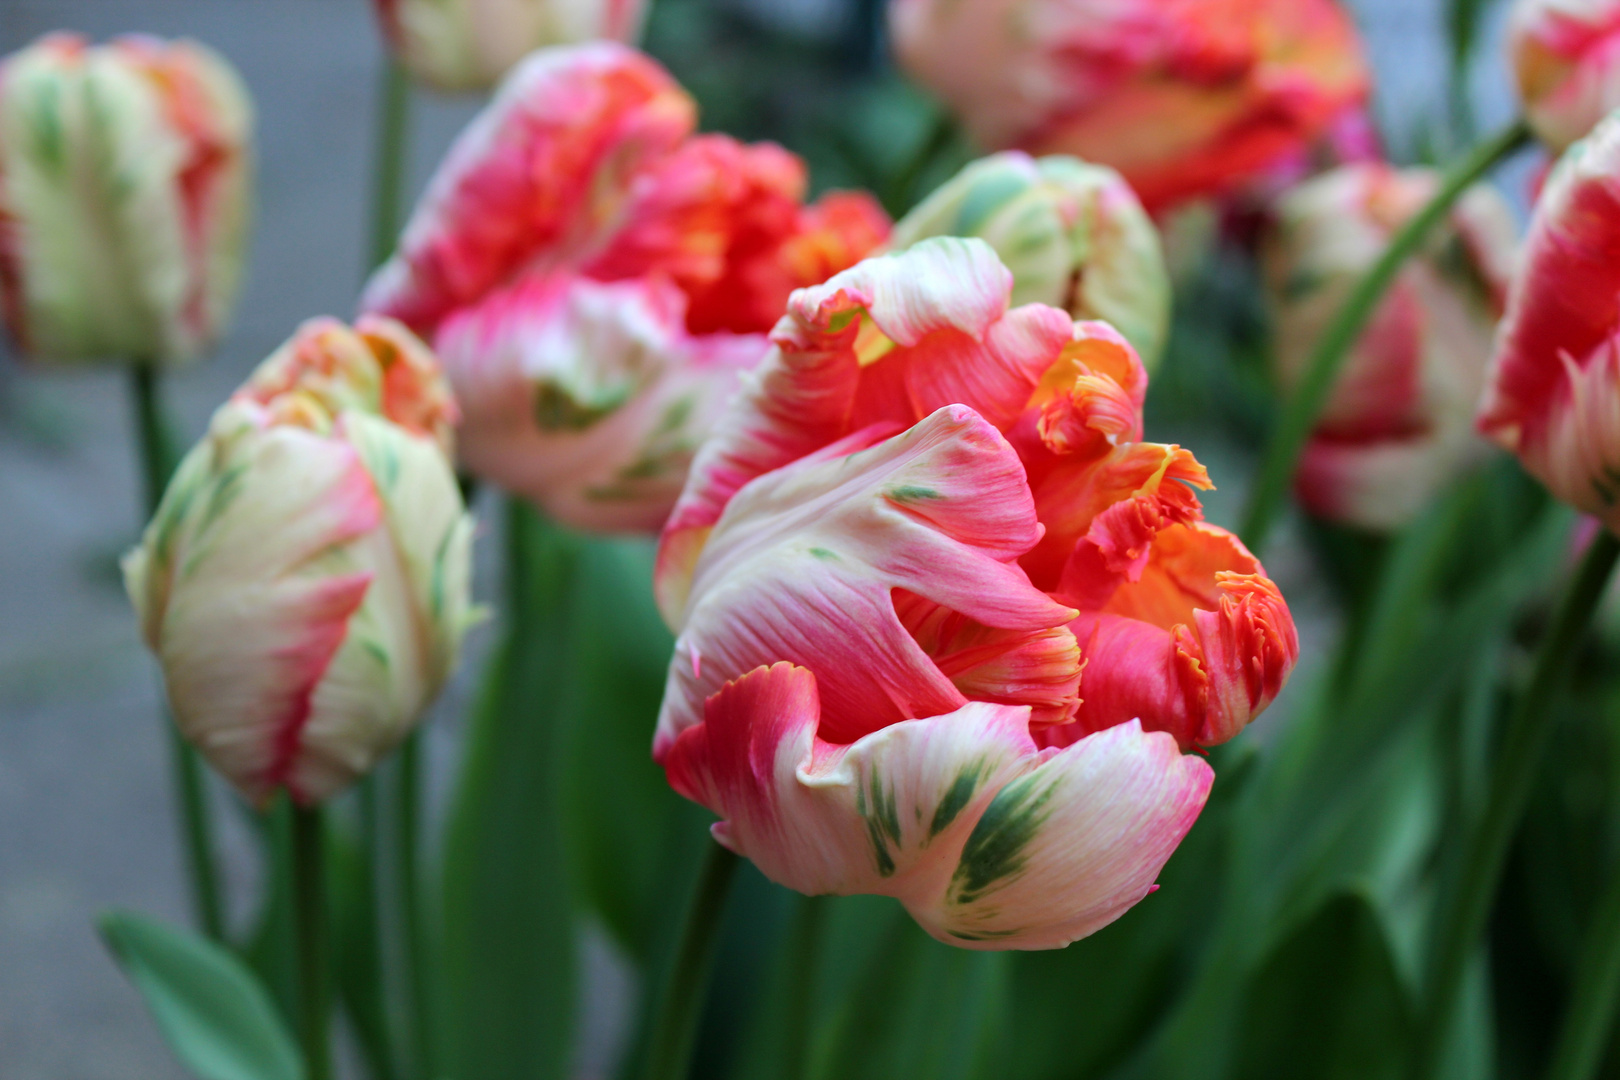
xmin=359 ymin=43 xmax=695 ymax=336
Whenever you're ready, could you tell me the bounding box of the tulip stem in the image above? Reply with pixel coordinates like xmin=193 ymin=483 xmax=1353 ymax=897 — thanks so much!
xmin=367 ymin=55 xmax=412 ymax=272
xmin=640 ymin=840 xmax=740 ymax=1080
xmin=397 ymin=731 xmax=435 ymax=1080
xmin=1411 ymin=528 xmax=1620 ymax=1079
xmin=128 ymin=364 xmax=226 ymax=943
xmin=292 ymin=803 xmax=332 ymax=1080
xmin=1542 ymin=849 xmax=1620 ymax=1080
xmin=779 ymin=894 xmax=829 ymax=1080
xmin=1238 ymin=116 xmax=1531 ymax=555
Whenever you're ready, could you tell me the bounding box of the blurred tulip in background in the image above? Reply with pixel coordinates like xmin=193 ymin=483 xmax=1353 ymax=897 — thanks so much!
xmin=1263 ymin=162 xmax=1518 ymax=530
xmin=1510 ymin=0 xmax=1620 ymax=150
xmin=0 ymin=32 xmax=252 ymax=366
xmin=123 ymin=315 xmax=475 ymax=805
xmin=890 ymin=151 xmax=1170 ymax=366
xmin=373 ymin=0 xmax=648 ymax=92
xmin=653 ymin=239 xmax=1296 ymax=949
xmin=363 ymin=42 xmax=889 ymax=530
xmin=888 ymin=0 xmax=1371 ymax=212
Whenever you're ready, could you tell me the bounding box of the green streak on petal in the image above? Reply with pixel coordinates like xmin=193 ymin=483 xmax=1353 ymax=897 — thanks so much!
xmin=857 ymin=773 xmax=902 ymax=878
xmin=887 ymin=486 xmax=942 ymax=502
xmin=809 ymin=547 xmax=838 ymax=561
xmin=928 ymin=759 xmax=987 ymax=840
xmin=362 ymin=639 xmax=389 ymax=669
xmin=950 ymin=772 xmax=1059 ymax=906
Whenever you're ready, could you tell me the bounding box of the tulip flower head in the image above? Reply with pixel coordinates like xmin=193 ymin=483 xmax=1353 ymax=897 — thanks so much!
xmin=0 ymin=33 xmax=252 ymax=366
xmin=362 ymin=43 xmax=890 ymax=531
xmin=891 ymin=152 xmax=1171 ymax=367
xmin=654 ymin=239 xmax=1298 ymax=949
xmin=374 ymin=0 xmax=649 ymax=93
xmin=124 ymin=317 xmax=476 ymax=806
xmin=1263 ymin=163 xmax=1518 ymax=530
xmin=1480 ymin=110 xmax=1620 ymax=530
xmin=889 ymin=0 xmax=1370 ymax=213
xmin=1510 ymin=0 xmax=1620 ymax=151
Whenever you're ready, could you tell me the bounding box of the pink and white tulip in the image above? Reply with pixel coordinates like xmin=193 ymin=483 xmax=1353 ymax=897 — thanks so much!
xmin=1264 ymin=163 xmax=1518 ymax=530
xmin=373 ymin=0 xmax=648 ymax=93
xmin=888 ymin=0 xmax=1370 ymax=213
xmin=123 ymin=317 xmax=475 ymax=806
xmin=655 ymin=238 xmax=1298 ymax=949
xmin=1480 ymin=110 xmax=1620 ymax=531
xmin=0 ymin=33 xmax=252 ymax=366
xmin=362 ymin=43 xmax=890 ymax=531
xmin=1510 ymin=0 xmax=1620 ymax=151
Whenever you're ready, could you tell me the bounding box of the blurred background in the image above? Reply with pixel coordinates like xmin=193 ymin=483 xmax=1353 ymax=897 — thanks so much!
xmin=0 ymin=0 xmax=1532 ymax=1076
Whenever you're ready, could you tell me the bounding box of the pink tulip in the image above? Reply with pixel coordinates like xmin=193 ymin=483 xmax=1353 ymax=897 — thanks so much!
xmin=362 ymin=43 xmax=890 ymax=531
xmin=654 ymin=239 xmax=1298 ymax=948
xmin=1510 ymin=0 xmax=1620 ymax=151
xmin=888 ymin=0 xmax=1370 ymax=212
xmin=1480 ymin=111 xmax=1620 ymax=528
xmin=1264 ymin=163 xmax=1519 ymax=530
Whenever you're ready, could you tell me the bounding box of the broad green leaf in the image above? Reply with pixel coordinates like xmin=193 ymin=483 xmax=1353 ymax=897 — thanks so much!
xmin=99 ymin=909 xmax=305 ymax=1080
xmin=1229 ymin=892 xmax=1412 ymax=1080
xmin=439 ymin=501 xmax=578 ymax=1080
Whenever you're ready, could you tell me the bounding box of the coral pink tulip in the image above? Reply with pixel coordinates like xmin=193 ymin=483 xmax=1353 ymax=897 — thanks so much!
xmin=655 ymin=238 xmax=1297 ymax=948
xmin=124 ymin=317 xmax=475 ymax=805
xmin=362 ymin=43 xmax=889 ymax=531
xmin=1264 ymin=163 xmax=1518 ymax=530
xmin=888 ymin=0 xmax=1370 ymax=212
xmin=1510 ymin=0 xmax=1620 ymax=151
xmin=1480 ymin=111 xmax=1620 ymax=529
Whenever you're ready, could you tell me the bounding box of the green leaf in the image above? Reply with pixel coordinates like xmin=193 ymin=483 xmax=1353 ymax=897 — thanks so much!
xmin=1229 ymin=892 xmax=1412 ymax=1080
xmin=438 ymin=500 xmax=578 ymax=1080
xmin=99 ymin=909 xmax=305 ymax=1080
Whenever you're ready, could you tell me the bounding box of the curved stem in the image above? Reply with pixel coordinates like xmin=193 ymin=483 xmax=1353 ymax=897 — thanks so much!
xmin=129 ymin=365 xmax=225 ymax=943
xmin=292 ymin=803 xmax=332 ymax=1080
xmin=1543 ymin=852 xmax=1620 ymax=1080
xmin=1411 ymin=530 xmax=1620 ymax=1079
xmin=1238 ymin=118 xmax=1531 ymax=554
xmin=640 ymin=841 xmax=741 ymax=1080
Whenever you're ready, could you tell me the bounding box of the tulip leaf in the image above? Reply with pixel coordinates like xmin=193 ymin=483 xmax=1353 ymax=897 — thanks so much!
xmin=98 ymin=909 xmax=305 ymax=1080
xmin=1229 ymin=891 xmax=1412 ymax=1080
xmin=439 ymin=500 xmax=578 ymax=1080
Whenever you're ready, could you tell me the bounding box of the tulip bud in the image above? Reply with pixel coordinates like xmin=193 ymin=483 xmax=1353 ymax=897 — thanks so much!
xmin=891 ymin=152 xmax=1170 ymax=367
xmin=373 ymin=0 xmax=649 ymax=93
xmin=1263 ymin=163 xmax=1518 ymax=530
xmin=888 ymin=0 xmax=1369 ymax=212
xmin=362 ymin=43 xmax=890 ymax=531
xmin=1510 ymin=0 xmax=1620 ymax=151
xmin=0 ymin=33 xmax=252 ymax=366
xmin=654 ymin=239 xmax=1296 ymax=948
xmin=123 ymin=317 xmax=475 ymax=806
xmin=1480 ymin=110 xmax=1620 ymax=530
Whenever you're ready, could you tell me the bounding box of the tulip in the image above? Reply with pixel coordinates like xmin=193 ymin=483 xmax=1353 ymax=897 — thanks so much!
xmin=888 ymin=0 xmax=1370 ymax=213
xmin=1263 ymin=163 xmax=1518 ymax=530
xmin=374 ymin=0 xmax=649 ymax=93
xmin=1510 ymin=0 xmax=1620 ymax=151
xmin=123 ymin=316 xmax=475 ymax=805
xmin=0 ymin=33 xmax=252 ymax=366
xmin=1480 ymin=110 xmax=1620 ymax=531
xmin=654 ymin=238 xmax=1297 ymax=948
xmin=890 ymin=152 xmax=1170 ymax=367
xmin=362 ymin=43 xmax=890 ymax=531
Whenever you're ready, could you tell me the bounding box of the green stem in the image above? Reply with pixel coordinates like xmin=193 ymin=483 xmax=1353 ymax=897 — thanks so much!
xmin=368 ymin=56 xmax=412 ymax=273
xmin=1238 ymin=117 xmax=1531 ymax=554
xmin=1412 ymin=530 xmax=1620 ymax=1079
xmin=640 ymin=841 xmax=741 ymax=1080
xmin=1543 ymin=853 xmax=1620 ymax=1080
xmin=397 ymin=733 xmax=435 ymax=1080
xmin=129 ymin=365 xmax=225 ymax=943
xmin=292 ymin=804 xmax=332 ymax=1080
xmin=780 ymin=894 xmax=829 ymax=1080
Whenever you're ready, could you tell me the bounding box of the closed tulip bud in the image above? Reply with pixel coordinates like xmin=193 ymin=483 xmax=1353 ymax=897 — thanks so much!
xmin=891 ymin=152 xmax=1170 ymax=367
xmin=123 ymin=316 xmax=475 ymax=806
xmin=1480 ymin=110 xmax=1620 ymax=530
xmin=888 ymin=0 xmax=1369 ymax=213
xmin=362 ymin=43 xmax=890 ymax=530
xmin=1263 ymin=163 xmax=1518 ymax=530
xmin=1510 ymin=0 xmax=1620 ymax=151
xmin=374 ymin=0 xmax=649 ymax=93
xmin=655 ymin=239 xmax=1297 ymax=948
xmin=0 ymin=33 xmax=252 ymax=366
